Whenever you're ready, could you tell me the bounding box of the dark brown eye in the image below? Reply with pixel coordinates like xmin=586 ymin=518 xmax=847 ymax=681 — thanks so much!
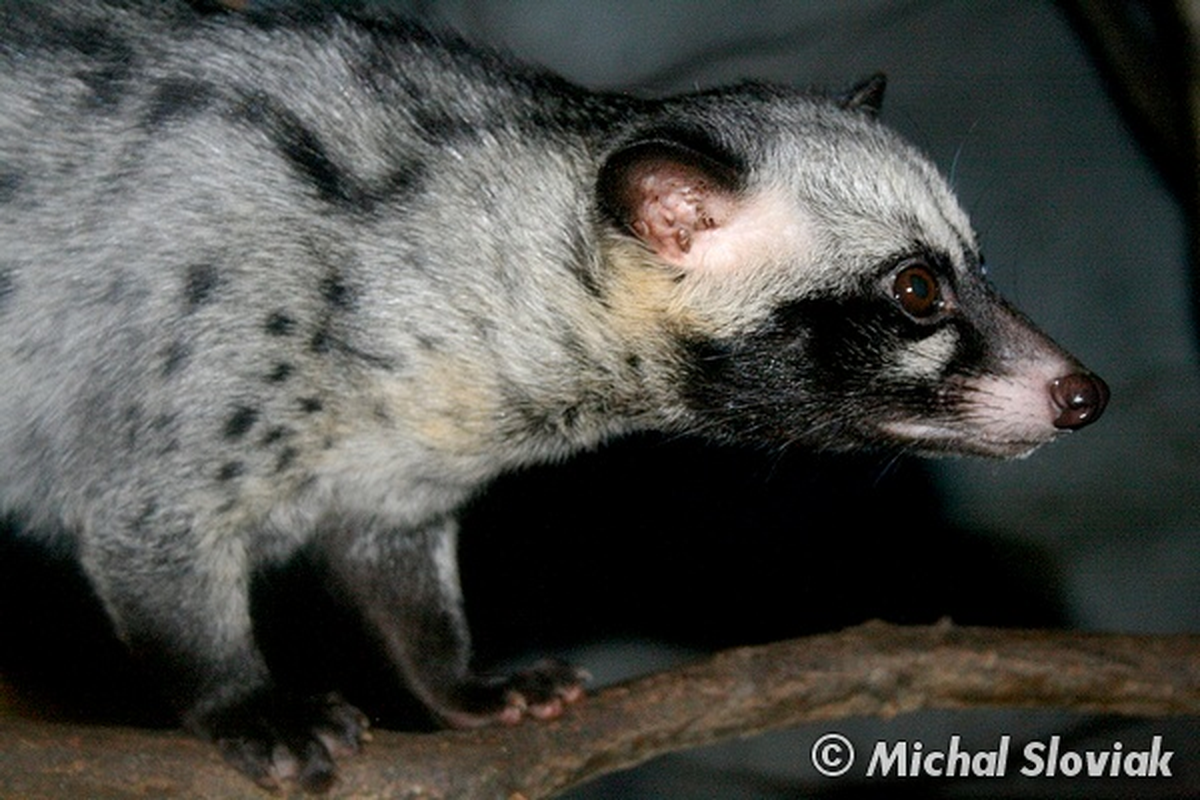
xmin=892 ymin=262 xmax=943 ymax=319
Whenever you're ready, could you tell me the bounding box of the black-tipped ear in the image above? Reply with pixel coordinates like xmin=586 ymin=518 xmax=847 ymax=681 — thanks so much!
xmin=839 ymin=73 xmax=887 ymax=117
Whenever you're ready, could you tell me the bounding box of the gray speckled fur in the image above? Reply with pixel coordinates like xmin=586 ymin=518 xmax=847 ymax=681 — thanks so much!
xmin=0 ymin=1 xmax=1103 ymax=789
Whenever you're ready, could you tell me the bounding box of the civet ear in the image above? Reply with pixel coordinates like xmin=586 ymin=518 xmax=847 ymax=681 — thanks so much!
xmin=838 ymin=73 xmax=887 ymax=117
xmin=598 ymin=137 xmax=743 ymax=267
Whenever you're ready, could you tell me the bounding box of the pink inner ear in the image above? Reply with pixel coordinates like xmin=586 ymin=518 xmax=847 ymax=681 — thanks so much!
xmin=629 ymin=163 xmax=721 ymax=263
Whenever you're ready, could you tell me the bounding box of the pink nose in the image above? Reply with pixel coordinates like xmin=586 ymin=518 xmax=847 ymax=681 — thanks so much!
xmin=1050 ymin=373 xmax=1109 ymax=430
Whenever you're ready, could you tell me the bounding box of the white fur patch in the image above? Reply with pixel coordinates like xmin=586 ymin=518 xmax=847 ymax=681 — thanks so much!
xmin=432 ymin=525 xmax=463 ymax=606
xmin=666 ymin=190 xmax=823 ymax=337
xmin=890 ymin=328 xmax=958 ymax=379
xmin=676 ymin=189 xmax=815 ymax=276
xmin=882 ymin=354 xmax=1077 ymax=457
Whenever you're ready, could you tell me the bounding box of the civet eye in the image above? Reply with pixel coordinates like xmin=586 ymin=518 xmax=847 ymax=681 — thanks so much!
xmin=892 ymin=261 xmax=945 ymax=320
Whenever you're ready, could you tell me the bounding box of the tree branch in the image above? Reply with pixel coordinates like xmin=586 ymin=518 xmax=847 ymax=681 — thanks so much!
xmin=2 ymin=621 xmax=1197 ymax=798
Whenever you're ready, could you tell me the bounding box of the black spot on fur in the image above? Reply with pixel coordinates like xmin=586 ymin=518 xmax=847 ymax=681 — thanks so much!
xmin=415 ymin=334 xmax=442 ymax=352
xmin=162 ymin=340 xmax=190 ymax=377
xmin=236 ymin=92 xmax=360 ymax=209
xmin=298 ymin=398 xmax=323 ymax=414
xmin=224 ymin=406 xmax=259 ymax=441
xmin=260 ymin=426 xmax=290 ymax=445
xmin=309 ymin=324 xmax=332 ymax=355
xmin=0 ymin=170 xmax=23 ymax=204
xmin=410 ymin=108 xmax=491 ymax=147
xmin=275 ymin=447 xmax=299 ymax=473
xmin=184 ymin=263 xmax=220 ymax=311
xmin=557 ymin=329 xmax=591 ymax=366
xmin=0 ymin=268 xmax=15 ymax=311
xmin=320 ymin=271 xmax=354 ymax=310
xmin=217 ymin=461 xmax=245 ymax=481
xmin=383 ymin=163 xmax=424 ymax=201
xmin=64 ymin=24 xmax=135 ymax=109
xmin=266 ymin=362 xmax=294 ymax=383
xmin=308 ymin=320 xmax=398 ymax=370
xmin=143 ymin=78 xmax=216 ymax=129
xmin=234 ymin=91 xmax=423 ymax=214
xmin=265 ymin=311 xmax=297 ymax=336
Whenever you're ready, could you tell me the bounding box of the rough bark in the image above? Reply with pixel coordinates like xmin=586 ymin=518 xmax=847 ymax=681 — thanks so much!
xmin=2 ymin=621 xmax=1197 ymax=798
